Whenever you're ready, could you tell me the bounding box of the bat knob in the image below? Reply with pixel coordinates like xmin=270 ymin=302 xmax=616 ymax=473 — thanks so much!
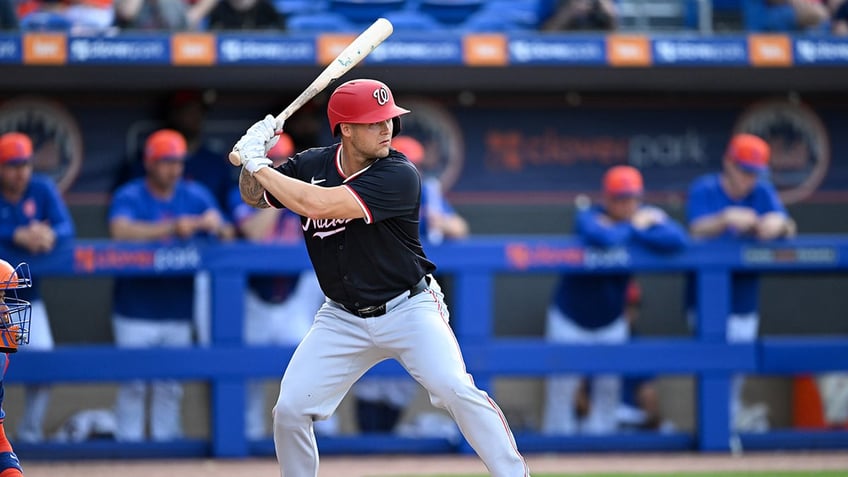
xmin=228 ymin=150 xmax=243 ymax=166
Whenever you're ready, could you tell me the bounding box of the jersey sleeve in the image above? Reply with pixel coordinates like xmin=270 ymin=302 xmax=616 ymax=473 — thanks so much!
xmin=187 ymin=182 xmax=223 ymax=215
xmin=754 ymin=180 xmax=787 ymax=215
xmin=632 ymin=207 xmax=689 ymax=252
xmin=108 ymin=186 xmax=139 ymax=222
xmin=344 ymin=159 xmax=420 ymax=224
xmin=575 ymin=207 xmax=633 ymax=247
xmin=686 ymin=176 xmax=714 ymax=225
xmin=39 ymin=177 xmax=75 ymax=240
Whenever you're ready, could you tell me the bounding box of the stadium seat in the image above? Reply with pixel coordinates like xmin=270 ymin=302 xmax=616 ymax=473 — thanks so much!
xmin=418 ymin=0 xmax=486 ymax=25
xmin=461 ymin=9 xmax=532 ymax=32
xmin=329 ymin=0 xmax=407 ymax=24
xmin=616 ymin=0 xmax=705 ymax=32
xmin=19 ymin=11 xmax=73 ymax=31
xmin=382 ymin=10 xmax=446 ymax=31
xmin=274 ymin=0 xmax=329 ymax=16
xmin=476 ymin=0 xmax=544 ymax=29
xmin=286 ymin=12 xmax=357 ymax=32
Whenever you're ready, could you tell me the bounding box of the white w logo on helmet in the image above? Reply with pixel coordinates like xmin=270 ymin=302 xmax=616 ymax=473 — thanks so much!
xmin=373 ymin=87 xmax=390 ymax=106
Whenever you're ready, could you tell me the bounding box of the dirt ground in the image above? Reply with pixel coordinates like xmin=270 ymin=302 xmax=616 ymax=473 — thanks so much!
xmin=22 ymin=452 xmax=848 ymax=476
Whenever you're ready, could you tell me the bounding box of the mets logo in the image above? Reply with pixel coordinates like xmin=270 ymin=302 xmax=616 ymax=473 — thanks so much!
xmin=0 ymin=96 xmax=83 ymax=194
xmin=733 ymin=98 xmax=829 ymax=204
xmin=373 ymin=87 xmax=390 ymax=106
xmin=391 ymin=97 xmax=464 ymax=192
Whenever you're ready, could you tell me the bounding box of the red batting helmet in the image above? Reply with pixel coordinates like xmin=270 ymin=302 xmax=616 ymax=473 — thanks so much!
xmin=327 ymin=79 xmax=410 ymax=137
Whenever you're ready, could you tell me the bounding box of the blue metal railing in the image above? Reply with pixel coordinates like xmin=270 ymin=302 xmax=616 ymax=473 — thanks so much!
xmin=3 ymin=236 xmax=848 ymax=458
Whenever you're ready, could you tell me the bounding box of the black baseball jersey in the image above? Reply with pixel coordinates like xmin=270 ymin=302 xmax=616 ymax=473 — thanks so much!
xmin=266 ymin=143 xmax=436 ymax=310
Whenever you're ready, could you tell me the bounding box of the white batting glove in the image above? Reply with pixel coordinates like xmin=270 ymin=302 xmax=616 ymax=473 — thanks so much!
xmin=247 ymin=114 xmax=283 ymax=154
xmin=231 ymin=114 xmax=284 ymax=165
xmin=240 ymin=141 xmax=273 ymax=175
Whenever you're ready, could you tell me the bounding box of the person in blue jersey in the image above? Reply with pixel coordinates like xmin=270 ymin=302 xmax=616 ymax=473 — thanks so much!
xmin=351 ymin=135 xmax=470 ymax=435
xmin=686 ymin=132 xmax=796 ymax=432
xmin=229 ymin=134 xmax=336 ymax=440
xmin=232 ymin=78 xmax=529 ymax=477
xmin=108 ymin=128 xmax=234 ymax=442
xmin=541 ymin=165 xmax=687 ymax=435
xmin=0 ymin=259 xmax=34 ymax=477
xmin=0 ymin=132 xmax=75 ymax=444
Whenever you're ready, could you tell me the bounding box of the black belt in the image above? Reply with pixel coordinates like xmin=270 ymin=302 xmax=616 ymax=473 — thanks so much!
xmin=343 ymin=276 xmax=429 ymax=318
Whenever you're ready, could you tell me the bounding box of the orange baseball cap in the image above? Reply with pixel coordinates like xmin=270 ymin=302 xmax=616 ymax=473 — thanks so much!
xmin=267 ymin=133 xmax=294 ymax=161
xmin=145 ymin=129 xmax=187 ymax=162
xmin=727 ymin=133 xmax=769 ymax=173
xmin=0 ymin=132 xmax=33 ymax=165
xmin=392 ymin=135 xmax=424 ymax=165
xmin=603 ymin=165 xmax=643 ymax=197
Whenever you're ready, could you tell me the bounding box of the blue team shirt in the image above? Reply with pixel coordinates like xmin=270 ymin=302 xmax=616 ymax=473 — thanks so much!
xmin=228 ymin=187 xmax=300 ymax=304
xmin=109 ymin=178 xmax=222 ymax=320
xmin=121 ymin=140 xmax=238 ymax=221
xmin=419 ymin=179 xmax=458 ymax=244
xmin=686 ymin=173 xmax=787 ymax=315
xmin=0 ymin=174 xmax=75 ymax=302
xmin=552 ymin=204 xmax=687 ymax=329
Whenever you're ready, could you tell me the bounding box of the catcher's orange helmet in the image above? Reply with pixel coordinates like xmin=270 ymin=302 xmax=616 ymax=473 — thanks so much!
xmin=327 ymin=79 xmax=409 ymax=137
xmin=0 ymin=259 xmax=32 ymax=353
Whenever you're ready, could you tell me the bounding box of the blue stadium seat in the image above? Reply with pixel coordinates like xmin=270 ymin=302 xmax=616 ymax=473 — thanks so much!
xmin=382 ymin=10 xmax=446 ymax=31
xmin=461 ymin=9 xmax=532 ymax=32
xmin=329 ymin=0 xmax=407 ymax=24
xmin=476 ymin=0 xmax=543 ymax=29
xmin=286 ymin=12 xmax=358 ymax=32
xmin=19 ymin=12 xmax=73 ymax=31
xmin=274 ymin=0 xmax=329 ymax=16
xmin=418 ymin=0 xmax=486 ymax=25
xmin=740 ymin=0 xmax=826 ymax=32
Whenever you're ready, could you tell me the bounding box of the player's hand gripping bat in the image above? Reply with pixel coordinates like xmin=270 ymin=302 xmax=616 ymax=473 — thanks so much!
xmin=228 ymin=17 xmax=394 ymax=166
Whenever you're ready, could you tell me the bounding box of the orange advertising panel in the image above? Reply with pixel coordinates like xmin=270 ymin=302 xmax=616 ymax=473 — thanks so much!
xmin=463 ymin=34 xmax=508 ymax=66
xmin=317 ymin=34 xmax=357 ymax=65
xmin=749 ymin=34 xmax=792 ymax=67
xmin=607 ymin=35 xmax=651 ymax=67
xmin=172 ymin=33 xmax=216 ymax=66
xmin=23 ymin=34 xmax=67 ymax=65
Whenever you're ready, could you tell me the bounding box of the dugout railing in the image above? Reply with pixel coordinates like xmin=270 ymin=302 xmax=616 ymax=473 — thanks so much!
xmin=3 ymin=236 xmax=848 ymax=459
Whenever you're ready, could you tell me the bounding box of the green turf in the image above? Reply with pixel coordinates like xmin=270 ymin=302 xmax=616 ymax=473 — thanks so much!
xmin=388 ymin=472 xmax=848 ymax=477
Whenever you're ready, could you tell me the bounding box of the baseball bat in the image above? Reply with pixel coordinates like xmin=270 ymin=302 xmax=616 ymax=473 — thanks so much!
xmin=229 ymin=17 xmax=394 ymax=165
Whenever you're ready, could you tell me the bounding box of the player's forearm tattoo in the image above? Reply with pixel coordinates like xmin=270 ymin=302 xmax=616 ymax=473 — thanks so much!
xmin=239 ymin=166 xmax=270 ymax=209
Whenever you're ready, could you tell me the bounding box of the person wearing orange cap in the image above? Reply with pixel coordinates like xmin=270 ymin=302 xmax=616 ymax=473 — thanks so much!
xmin=226 ymin=132 xmax=337 ymax=440
xmin=108 ymin=129 xmax=233 ymax=442
xmin=686 ymin=132 xmax=796 ymax=432
xmin=542 ymin=165 xmax=687 ymax=436
xmin=0 ymin=131 xmax=75 ymax=444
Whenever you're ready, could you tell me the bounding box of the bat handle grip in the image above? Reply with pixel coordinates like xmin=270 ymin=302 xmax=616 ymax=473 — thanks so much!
xmin=228 ymin=150 xmax=243 ymax=166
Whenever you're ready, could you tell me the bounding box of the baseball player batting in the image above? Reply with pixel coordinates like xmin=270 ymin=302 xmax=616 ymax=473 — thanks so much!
xmin=232 ymin=78 xmax=530 ymax=477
